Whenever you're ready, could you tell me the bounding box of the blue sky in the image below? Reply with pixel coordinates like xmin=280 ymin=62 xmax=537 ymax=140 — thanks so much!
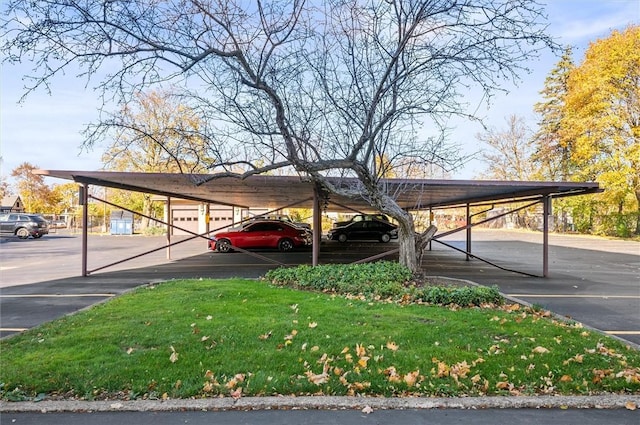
xmin=1 ymin=0 xmax=639 ymax=187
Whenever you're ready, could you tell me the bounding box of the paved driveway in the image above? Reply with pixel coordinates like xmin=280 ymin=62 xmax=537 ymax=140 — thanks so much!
xmin=1 ymin=229 xmax=639 ymax=346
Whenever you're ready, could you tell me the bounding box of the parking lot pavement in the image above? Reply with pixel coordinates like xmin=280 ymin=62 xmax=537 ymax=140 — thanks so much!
xmin=1 ymin=229 xmax=639 ymax=346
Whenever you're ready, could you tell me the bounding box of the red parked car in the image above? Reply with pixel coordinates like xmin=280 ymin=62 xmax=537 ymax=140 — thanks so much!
xmin=209 ymin=220 xmax=312 ymax=253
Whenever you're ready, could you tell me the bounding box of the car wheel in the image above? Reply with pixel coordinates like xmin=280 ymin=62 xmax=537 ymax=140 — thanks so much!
xmin=278 ymin=238 xmax=294 ymax=252
xmin=16 ymin=228 xmax=30 ymax=239
xmin=337 ymin=233 xmax=348 ymax=243
xmin=216 ymin=239 xmax=233 ymax=253
xmin=33 ymin=234 xmax=42 ymax=239
xmin=380 ymin=233 xmax=391 ymax=243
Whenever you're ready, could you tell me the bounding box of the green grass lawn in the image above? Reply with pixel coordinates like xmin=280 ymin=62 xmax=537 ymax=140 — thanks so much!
xmin=1 ymin=278 xmax=639 ymax=401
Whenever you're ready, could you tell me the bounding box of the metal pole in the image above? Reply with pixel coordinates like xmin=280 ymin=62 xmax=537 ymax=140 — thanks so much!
xmin=312 ymin=188 xmax=321 ymax=266
xmin=81 ymin=183 xmax=89 ymax=276
xmin=166 ymin=196 xmax=171 ymax=260
xmin=204 ymin=202 xmax=210 ymax=249
xmin=428 ymin=207 xmax=433 ymax=251
xmin=466 ymin=203 xmax=471 ymax=261
xmin=543 ymin=195 xmax=550 ymax=277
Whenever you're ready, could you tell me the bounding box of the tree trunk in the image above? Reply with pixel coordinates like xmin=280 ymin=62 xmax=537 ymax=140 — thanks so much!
xmin=398 ymin=222 xmax=419 ymax=273
xmin=140 ymin=194 xmax=152 ymax=230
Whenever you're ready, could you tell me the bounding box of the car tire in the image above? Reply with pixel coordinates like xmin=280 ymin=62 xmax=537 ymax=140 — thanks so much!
xmin=278 ymin=238 xmax=294 ymax=252
xmin=16 ymin=228 xmax=30 ymax=239
xmin=337 ymin=233 xmax=348 ymax=243
xmin=33 ymin=234 xmax=42 ymax=239
xmin=216 ymin=239 xmax=233 ymax=253
xmin=380 ymin=233 xmax=391 ymax=243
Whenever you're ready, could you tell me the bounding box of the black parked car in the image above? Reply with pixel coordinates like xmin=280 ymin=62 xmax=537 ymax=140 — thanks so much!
xmin=327 ymin=219 xmax=398 ymax=243
xmin=0 ymin=213 xmax=50 ymax=239
xmin=333 ymin=213 xmax=390 ymax=229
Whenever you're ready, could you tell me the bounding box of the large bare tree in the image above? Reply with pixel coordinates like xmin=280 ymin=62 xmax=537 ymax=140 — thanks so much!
xmin=2 ymin=0 xmax=555 ymax=271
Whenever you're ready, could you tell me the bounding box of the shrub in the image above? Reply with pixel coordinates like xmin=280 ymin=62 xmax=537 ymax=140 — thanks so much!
xmin=265 ymin=261 xmax=503 ymax=307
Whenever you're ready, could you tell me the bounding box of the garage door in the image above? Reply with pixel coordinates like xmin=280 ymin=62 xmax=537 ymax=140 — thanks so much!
xmin=172 ymin=208 xmax=199 ymax=235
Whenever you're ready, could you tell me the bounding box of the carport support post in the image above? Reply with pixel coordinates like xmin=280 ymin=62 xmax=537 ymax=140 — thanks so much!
xmin=543 ymin=195 xmax=550 ymax=277
xmin=166 ymin=196 xmax=171 ymax=260
xmin=428 ymin=207 xmax=433 ymax=251
xmin=81 ymin=183 xmax=89 ymax=277
xmin=312 ymin=188 xmax=322 ymax=266
xmin=466 ymin=203 xmax=471 ymax=261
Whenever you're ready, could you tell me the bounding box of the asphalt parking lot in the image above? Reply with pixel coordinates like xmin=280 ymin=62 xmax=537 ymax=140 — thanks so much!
xmin=1 ymin=229 xmax=639 ymax=346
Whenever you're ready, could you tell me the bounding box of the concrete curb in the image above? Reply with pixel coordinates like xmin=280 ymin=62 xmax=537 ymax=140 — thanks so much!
xmin=2 ymin=395 xmax=639 ymax=413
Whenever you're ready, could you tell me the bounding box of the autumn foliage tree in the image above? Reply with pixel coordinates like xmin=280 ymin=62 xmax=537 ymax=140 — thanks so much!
xmin=10 ymin=162 xmax=53 ymax=213
xmin=2 ymin=1 xmax=556 ymax=271
xmin=562 ymin=26 xmax=640 ymax=235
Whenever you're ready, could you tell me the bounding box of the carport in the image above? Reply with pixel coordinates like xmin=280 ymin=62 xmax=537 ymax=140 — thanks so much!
xmin=36 ymin=170 xmax=600 ymax=278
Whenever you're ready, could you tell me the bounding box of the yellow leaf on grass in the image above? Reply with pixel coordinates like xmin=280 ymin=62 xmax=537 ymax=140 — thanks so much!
xmin=358 ymin=357 xmax=370 ymax=368
xmin=356 ymin=343 xmax=367 ymax=358
xmin=258 ymin=331 xmax=272 ymax=340
xmin=305 ymin=371 xmax=329 ymax=385
xmin=496 ymin=381 xmax=511 ymax=390
xmin=404 ymin=370 xmax=420 ymax=387
xmin=169 ymin=346 xmax=178 ymax=363
xmin=434 ymin=361 xmax=450 ymax=378
xmin=532 ymin=346 xmax=549 ymax=354
xmin=309 ymin=322 xmax=318 ymax=328
xmin=560 ymin=375 xmax=573 ymax=382
xmin=341 ymin=347 xmax=350 ymax=354
xmin=386 ymin=341 xmax=399 ymax=351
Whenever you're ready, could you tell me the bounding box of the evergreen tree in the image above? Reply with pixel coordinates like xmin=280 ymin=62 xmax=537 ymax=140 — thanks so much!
xmin=532 ymin=46 xmax=575 ymax=181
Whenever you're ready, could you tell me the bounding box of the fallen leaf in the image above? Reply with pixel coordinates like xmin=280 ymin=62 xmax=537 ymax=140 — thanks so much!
xmin=169 ymin=346 xmax=178 ymax=363
xmin=532 ymin=346 xmax=549 ymax=354
xmin=126 ymin=347 xmax=134 ymax=355
xmin=357 ymin=357 xmax=370 ymax=368
xmin=560 ymin=375 xmax=573 ymax=382
xmin=206 ymin=315 xmax=213 ymax=320
xmin=386 ymin=341 xmax=399 ymax=351
xmin=259 ymin=331 xmax=272 ymax=340
xmin=356 ymin=343 xmax=367 ymax=358
xmin=404 ymin=370 xmax=420 ymax=387
xmin=305 ymin=371 xmax=329 ymax=385
xmin=496 ymin=381 xmax=511 ymax=390
xmin=309 ymin=322 xmax=318 ymax=328
xmin=230 ymin=387 xmax=242 ymax=399
xmin=362 ymin=405 xmax=374 ymax=414
xmin=625 ymin=401 xmax=637 ymax=411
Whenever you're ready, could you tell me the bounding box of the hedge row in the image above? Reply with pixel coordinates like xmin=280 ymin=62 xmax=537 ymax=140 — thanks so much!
xmin=264 ymin=261 xmax=503 ymax=307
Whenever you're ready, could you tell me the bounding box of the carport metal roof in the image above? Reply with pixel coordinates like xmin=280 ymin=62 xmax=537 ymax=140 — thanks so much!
xmin=36 ymin=169 xmax=601 ymax=279
xmin=36 ymin=170 xmax=601 ymax=211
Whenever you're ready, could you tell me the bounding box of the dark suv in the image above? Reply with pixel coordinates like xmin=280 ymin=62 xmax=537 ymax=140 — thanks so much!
xmin=0 ymin=213 xmax=50 ymax=239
